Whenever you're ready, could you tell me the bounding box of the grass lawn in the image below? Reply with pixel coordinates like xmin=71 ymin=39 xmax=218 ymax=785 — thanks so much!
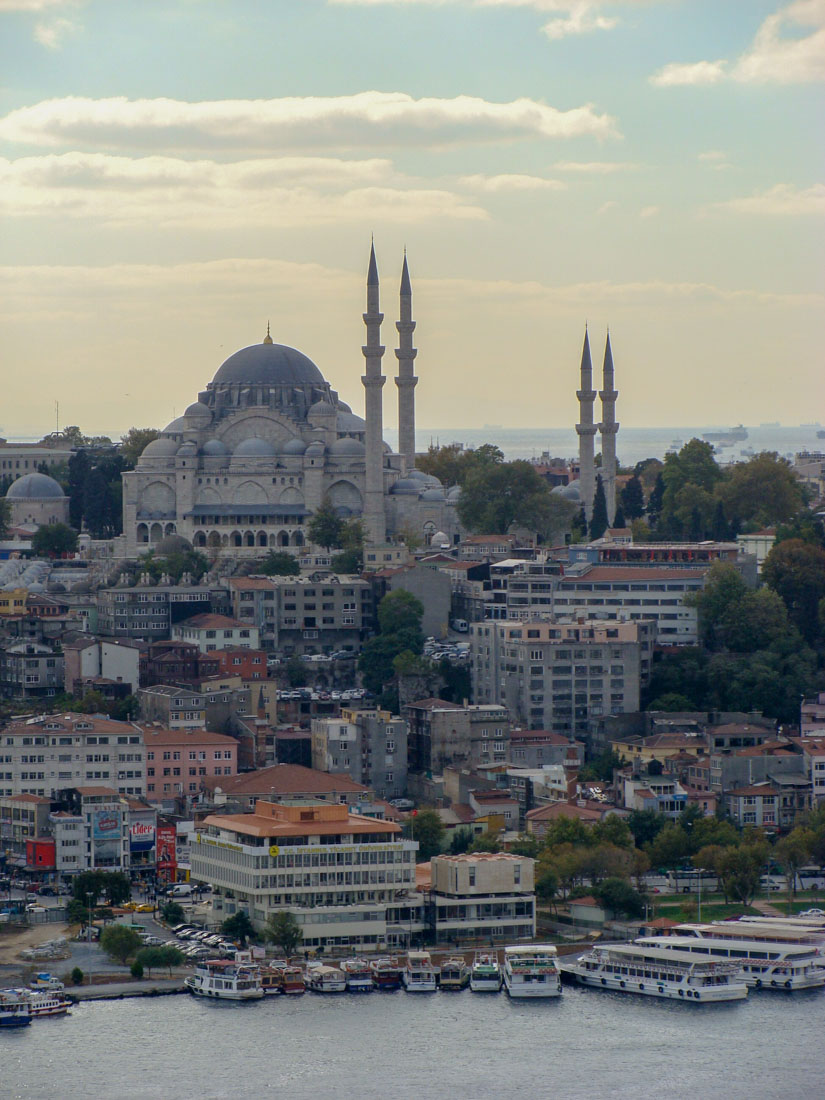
xmin=651 ymin=898 xmax=760 ymax=922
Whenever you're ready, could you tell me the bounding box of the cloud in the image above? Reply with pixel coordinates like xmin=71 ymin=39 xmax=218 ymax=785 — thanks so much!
xmin=458 ymin=172 xmax=565 ymax=191
xmin=639 ymin=205 xmax=659 ymax=218
xmin=651 ymin=0 xmax=825 ymax=86
xmin=698 ymin=150 xmax=726 ymax=162
xmin=0 ymin=1 xmax=79 ymax=9
xmin=554 ymin=160 xmax=636 ymax=173
xmin=597 ymin=200 xmax=617 ymax=214
xmin=541 ymin=2 xmax=618 ymax=40
xmin=33 ymin=15 xmax=75 ymax=47
xmin=0 ymin=151 xmax=490 ymax=226
xmin=712 ymin=183 xmax=825 ymax=216
xmin=0 ymin=92 xmax=618 ymax=152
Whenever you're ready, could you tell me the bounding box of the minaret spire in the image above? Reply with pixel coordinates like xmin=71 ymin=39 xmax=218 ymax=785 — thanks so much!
xmin=395 ymin=251 xmax=418 ymax=471
xmin=362 ymin=241 xmax=387 ymax=545
xmin=575 ymin=327 xmax=597 ymax=521
xmin=599 ymin=330 xmax=619 ymax=526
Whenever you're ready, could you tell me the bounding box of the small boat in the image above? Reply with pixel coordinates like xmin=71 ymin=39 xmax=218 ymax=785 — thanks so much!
xmin=280 ymin=965 xmax=306 ymax=995
xmin=341 ymin=958 xmax=374 ymax=992
xmin=439 ymin=956 xmax=470 ymax=991
xmin=370 ymin=956 xmax=403 ymax=991
xmin=402 ymin=951 xmax=437 ymax=993
xmin=469 ymin=951 xmax=502 ymax=993
xmin=259 ymin=963 xmax=306 ymax=996
xmin=559 ymin=943 xmax=748 ymax=1002
xmin=306 ymin=964 xmax=346 ymax=993
xmin=18 ymin=988 xmax=72 ymax=1017
xmin=184 ymin=959 xmax=263 ymax=1001
xmin=0 ymin=990 xmax=33 ymax=1028
xmin=502 ymin=944 xmax=562 ymax=999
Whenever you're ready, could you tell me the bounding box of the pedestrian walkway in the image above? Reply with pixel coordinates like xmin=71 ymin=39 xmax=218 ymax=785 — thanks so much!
xmin=752 ymin=898 xmax=784 ymax=918
xmin=71 ymin=976 xmax=186 ymax=1000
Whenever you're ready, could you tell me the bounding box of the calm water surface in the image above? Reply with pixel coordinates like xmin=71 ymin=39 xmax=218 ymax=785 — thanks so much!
xmin=3 ymin=987 xmax=823 ymax=1099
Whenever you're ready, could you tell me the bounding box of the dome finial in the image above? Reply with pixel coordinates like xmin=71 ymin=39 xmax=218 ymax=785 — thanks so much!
xmin=263 ymin=321 xmax=273 ymax=345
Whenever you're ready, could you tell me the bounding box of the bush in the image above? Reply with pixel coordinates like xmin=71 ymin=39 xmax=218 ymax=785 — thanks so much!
xmin=161 ymin=900 xmax=184 ymax=925
xmin=100 ymin=924 xmax=142 ymax=965
xmin=130 ymin=960 xmax=144 ymax=980
xmin=71 ymin=967 xmax=84 ymax=986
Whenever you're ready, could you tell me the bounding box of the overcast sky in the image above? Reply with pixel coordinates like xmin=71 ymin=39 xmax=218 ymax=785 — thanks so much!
xmin=1 ymin=0 xmax=822 ymax=438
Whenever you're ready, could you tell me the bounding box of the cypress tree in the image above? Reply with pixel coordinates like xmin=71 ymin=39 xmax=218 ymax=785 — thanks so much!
xmin=712 ymin=499 xmax=730 ymax=541
xmin=589 ymin=475 xmax=608 ymax=540
xmin=620 ymin=474 xmax=645 ymax=520
xmin=613 ymin=504 xmax=626 ymax=529
xmin=647 ymin=472 xmax=665 ymax=524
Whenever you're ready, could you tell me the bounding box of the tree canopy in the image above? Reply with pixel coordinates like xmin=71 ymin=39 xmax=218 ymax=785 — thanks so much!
xmin=265 ymin=910 xmax=303 ymax=956
xmin=410 ymin=809 xmax=445 ymax=862
xmin=100 ymin=924 xmax=142 ymax=966
xmin=120 ymin=427 xmax=160 ymax=467
xmin=31 ymin=523 xmax=78 ymax=558
xmin=457 ymin=458 xmax=576 ymax=542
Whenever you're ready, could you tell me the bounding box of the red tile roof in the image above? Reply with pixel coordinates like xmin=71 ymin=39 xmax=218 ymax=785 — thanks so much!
xmin=177 ymin=613 xmax=248 ymax=630
xmin=138 ymin=726 xmax=238 ymax=747
xmin=201 ymin=763 xmax=368 ymax=796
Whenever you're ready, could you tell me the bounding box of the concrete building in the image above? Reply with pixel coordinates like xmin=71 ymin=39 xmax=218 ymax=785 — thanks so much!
xmin=191 ymin=799 xmax=418 ymax=950
xmin=509 ymin=729 xmax=584 ymax=769
xmin=139 ymin=726 xmax=238 ymax=805
xmin=723 ymin=779 xmax=811 ymax=830
xmin=368 ymin=563 xmax=452 ymax=640
xmin=471 ymin=618 xmax=654 ymax=741
xmin=229 ymin=574 xmax=370 ymax=655
xmin=0 ymin=793 xmax=52 ymax=866
xmin=63 ymin=636 xmax=142 ymax=696
xmin=137 ymin=686 xmax=206 ymax=730
xmin=0 ymin=641 xmax=64 ymax=700
xmin=172 ymin=613 xmax=259 ymax=653
xmin=51 ymin=787 xmax=131 ymax=873
xmin=426 ymin=852 xmax=536 ymax=943
xmin=96 ymin=579 xmax=216 ymax=641
xmin=404 ymin=698 xmax=511 ymax=775
xmin=801 ymin=738 xmax=825 ymax=805
xmin=708 ymin=740 xmax=806 ymax=795
xmin=311 ymin=707 xmax=408 ymax=800
xmin=141 ymin=640 xmax=219 ymax=687
xmin=198 ymin=762 xmax=377 ymax=813
xmin=0 ymin=714 xmax=146 ymax=799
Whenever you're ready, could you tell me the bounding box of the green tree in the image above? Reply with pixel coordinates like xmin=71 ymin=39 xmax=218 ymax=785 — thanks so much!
xmin=535 ymin=866 xmax=559 ymax=909
xmin=589 ymin=475 xmax=608 ymax=540
xmin=31 ymin=523 xmax=78 ymax=558
xmin=469 ymin=830 xmax=502 ymax=854
xmin=449 ymin=827 xmax=474 ymax=855
xmin=307 ymin=497 xmax=344 ymax=550
xmin=264 ymin=910 xmax=303 ymax=956
xmin=71 ymin=967 xmax=84 ymax=986
xmin=359 ymin=590 xmax=425 ymax=696
xmin=591 ymin=815 xmax=634 ymax=850
xmin=0 ymin=497 xmax=10 ymax=538
xmin=66 ymin=898 xmax=90 ymax=924
xmin=137 ymin=944 xmax=183 ymax=977
xmin=645 ymin=823 xmax=691 ymax=869
xmin=221 ymin=911 xmax=255 ymax=946
xmin=620 ymin=474 xmax=645 ymax=520
xmin=762 ymin=539 xmax=825 ymax=646
xmin=67 ymin=449 xmax=89 ymax=530
xmin=457 ymin=459 xmax=575 ymax=542
xmin=378 ymin=589 xmax=424 ymax=636
xmin=647 ymin=692 xmax=695 ymax=712
xmin=592 ymin=877 xmax=645 ymax=919
xmin=100 ymin=924 xmax=142 ymax=966
xmin=720 ymin=452 xmax=804 ymax=529
xmin=285 ymin=655 xmax=308 ymax=688
xmin=717 ymin=845 xmax=764 ymax=906
xmin=775 ymin=828 xmax=814 ymax=900
xmin=161 ymin=900 xmax=185 ymax=925
xmin=410 ymin=809 xmax=445 ymax=861
xmin=689 ymin=561 xmax=749 ymax=650
xmin=72 ymin=870 xmax=108 ymax=907
xmin=120 ymin=427 xmax=160 ymax=468
xmin=542 ymin=815 xmax=594 ymax=850
xmin=258 ymin=550 xmax=300 ymax=576
xmin=627 ymin=809 xmax=667 ymax=849
xmin=130 ymin=960 xmax=144 ymax=980
xmin=417 ymin=442 xmax=504 ymax=489
xmin=103 ymin=871 xmax=132 ymax=907
xmin=647 ymin=471 xmax=665 ymax=524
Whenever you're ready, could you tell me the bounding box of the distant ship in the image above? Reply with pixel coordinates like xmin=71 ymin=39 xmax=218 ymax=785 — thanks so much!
xmin=800 ymin=422 xmax=821 ymax=428
xmin=817 ymin=430 xmax=825 ymax=440
xmin=703 ymin=424 xmax=748 ymax=444
xmin=760 ymin=421 xmax=780 ymax=428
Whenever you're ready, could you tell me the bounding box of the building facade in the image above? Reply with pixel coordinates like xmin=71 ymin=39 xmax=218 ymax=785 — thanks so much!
xmin=311 ymin=707 xmax=408 ymax=799
xmin=404 ymin=698 xmax=511 ymax=775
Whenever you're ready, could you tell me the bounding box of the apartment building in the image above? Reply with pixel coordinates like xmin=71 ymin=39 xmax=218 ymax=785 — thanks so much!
xmin=471 ymin=618 xmax=654 ymax=741
xmin=191 ymin=799 xmax=418 ymax=950
xmin=172 ymin=613 xmax=259 ymax=654
xmin=0 ymin=793 xmax=52 ymax=863
xmin=0 ymin=714 xmax=146 ymax=799
xmin=311 ymin=707 xmax=408 ymax=799
xmin=404 ymin=698 xmax=511 ymax=775
xmin=137 ymin=686 xmax=206 ymax=730
xmin=425 ymin=852 xmax=536 ymax=943
xmin=96 ymin=581 xmax=218 ymax=641
xmin=63 ymin=636 xmax=142 ymax=696
xmin=0 ymin=641 xmax=64 ymax=700
xmin=139 ymin=726 xmax=238 ymax=803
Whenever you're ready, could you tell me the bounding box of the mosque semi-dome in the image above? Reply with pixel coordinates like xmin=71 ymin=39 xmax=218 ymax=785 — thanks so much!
xmin=162 ymin=417 xmax=186 ymax=436
xmin=281 ymin=438 xmax=308 ymax=455
xmin=212 ymin=342 xmax=325 ymax=388
xmin=201 ymin=438 xmax=229 ymax=456
xmin=389 ymin=478 xmax=422 ymax=496
xmin=233 ymin=437 xmax=277 ymax=458
xmin=329 ymin=437 xmax=366 ymax=457
xmin=184 ymin=401 xmax=212 ymax=422
xmin=6 ymin=472 xmax=66 ymax=499
xmin=141 ymin=437 xmax=181 ymax=459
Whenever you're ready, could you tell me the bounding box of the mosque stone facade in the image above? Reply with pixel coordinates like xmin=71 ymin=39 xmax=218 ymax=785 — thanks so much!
xmin=122 ymin=248 xmax=460 ymax=558
xmin=4 ymin=472 xmax=70 ymax=529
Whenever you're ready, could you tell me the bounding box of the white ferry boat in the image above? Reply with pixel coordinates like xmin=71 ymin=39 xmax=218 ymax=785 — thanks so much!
xmin=402 ymin=951 xmax=437 ymax=992
xmin=341 ymin=958 xmax=374 ymax=992
xmin=0 ymin=990 xmax=33 ymax=1028
xmin=502 ymin=944 xmax=562 ymax=999
xmin=184 ymin=959 xmax=263 ymax=1001
xmin=18 ymin=988 xmax=73 ymax=1017
xmin=560 ymin=943 xmax=747 ymax=1002
xmin=306 ymin=964 xmax=347 ymax=993
xmin=469 ymin=951 xmax=502 ymax=993
xmin=678 ymin=920 xmax=825 ymax=954
xmin=636 ymin=934 xmax=824 ymax=991
xmin=438 ymin=957 xmax=470 ymax=991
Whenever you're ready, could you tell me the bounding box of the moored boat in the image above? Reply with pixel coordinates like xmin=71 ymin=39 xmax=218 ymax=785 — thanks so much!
xmin=0 ymin=990 xmax=33 ymax=1028
xmin=306 ymin=964 xmax=347 ymax=993
xmin=636 ymin=934 xmax=824 ymax=991
xmin=341 ymin=958 xmax=374 ymax=992
xmin=18 ymin=988 xmax=72 ymax=1017
xmin=184 ymin=959 xmax=263 ymax=1001
xmin=260 ymin=963 xmax=306 ymax=995
xmin=370 ymin=956 xmax=403 ymax=990
xmin=469 ymin=951 xmax=502 ymax=993
xmin=559 ymin=943 xmax=747 ymax=1002
xmin=280 ymin=965 xmax=306 ymax=994
xmin=438 ymin=956 xmax=470 ymax=991
xmin=502 ymin=944 xmax=561 ymax=999
xmin=402 ymin=951 xmax=437 ymax=992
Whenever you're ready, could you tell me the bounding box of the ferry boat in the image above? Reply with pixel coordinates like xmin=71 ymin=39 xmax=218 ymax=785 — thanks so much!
xmin=184 ymin=959 xmax=263 ymax=1001
xmin=341 ymin=958 xmax=374 ymax=992
xmin=679 ymin=920 xmax=825 ymax=954
xmin=0 ymin=990 xmax=33 ymax=1028
xmin=306 ymin=964 xmax=347 ymax=993
xmin=438 ymin=956 xmax=470 ymax=990
xmin=469 ymin=951 xmax=502 ymax=993
xmin=18 ymin=988 xmax=72 ymax=1017
xmin=502 ymin=944 xmax=562 ymax=999
xmin=402 ymin=951 xmax=437 ymax=992
xmin=636 ymin=935 xmax=824 ymax=991
xmin=560 ymin=943 xmax=747 ymax=1002
xmin=370 ymin=957 xmax=403 ymax=990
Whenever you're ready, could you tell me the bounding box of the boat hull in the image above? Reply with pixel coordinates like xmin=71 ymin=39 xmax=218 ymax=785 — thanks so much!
xmin=503 ymin=975 xmax=561 ymax=999
xmin=185 ymin=979 xmax=263 ymax=1001
xmin=402 ymin=977 xmax=437 ymax=992
xmin=563 ymin=967 xmax=747 ymax=1002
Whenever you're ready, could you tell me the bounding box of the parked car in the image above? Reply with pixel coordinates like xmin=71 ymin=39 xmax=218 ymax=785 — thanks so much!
xmin=37 ymin=886 xmax=56 ymax=896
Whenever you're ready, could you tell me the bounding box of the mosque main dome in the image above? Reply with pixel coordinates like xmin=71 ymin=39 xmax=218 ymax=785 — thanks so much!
xmin=211 ymin=341 xmax=325 ymax=388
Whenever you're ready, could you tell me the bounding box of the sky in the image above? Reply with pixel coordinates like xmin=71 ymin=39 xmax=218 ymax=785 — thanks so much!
xmin=1 ymin=0 xmax=823 ymax=439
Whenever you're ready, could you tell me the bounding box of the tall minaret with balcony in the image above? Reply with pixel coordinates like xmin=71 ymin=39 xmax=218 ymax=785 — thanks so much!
xmin=599 ymin=331 xmax=619 ymax=525
xmin=576 ymin=327 xmax=597 ymax=521
xmin=362 ymin=242 xmax=387 ymax=544
xmin=394 ymin=252 xmax=418 ymax=471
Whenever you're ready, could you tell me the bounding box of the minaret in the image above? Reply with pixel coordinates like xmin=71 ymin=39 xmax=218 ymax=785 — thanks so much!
xmin=394 ymin=251 xmax=418 ymax=471
xmin=575 ymin=327 xmax=597 ymax=521
xmin=362 ymin=241 xmax=387 ymax=545
xmin=599 ymin=331 xmax=619 ymax=526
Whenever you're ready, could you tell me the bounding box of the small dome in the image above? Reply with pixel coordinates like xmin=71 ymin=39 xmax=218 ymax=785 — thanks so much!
xmin=336 ymin=412 xmax=366 ymax=433
xmin=6 ymin=472 xmax=66 ymax=499
xmin=389 ymin=478 xmax=422 ymax=496
xmin=177 ymin=441 xmax=197 ymax=455
xmin=281 ymin=438 xmax=307 ymax=455
xmin=212 ymin=341 xmax=325 ymax=387
xmin=447 ymin=485 xmax=462 ymax=500
xmin=202 ymin=438 xmax=229 ymax=456
xmin=407 ymin=469 xmax=442 ymax=488
xmin=329 ymin=437 xmax=365 ymax=457
xmin=26 ymin=581 xmax=46 ymax=593
xmin=431 ymin=530 xmax=449 ymax=545
xmin=233 ymin=437 xmax=277 ymax=457
xmin=337 ymin=402 xmax=352 ymax=414
xmin=552 ymin=480 xmax=581 ymax=501
xmin=308 ymin=399 xmax=336 ymax=417
xmin=155 ymin=533 xmax=192 ymax=556
xmin=184 ymin=401 xmax=212 ymax=422
xmin=305 ymin=441 xmax=325 ymax=456
xmin=140 ymin=437 xmax=180 ymax=459
xmin=420 ymin=488 xmax=446 ymax=502
xmin=162 ymin=416 xmax=186 ymax=435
